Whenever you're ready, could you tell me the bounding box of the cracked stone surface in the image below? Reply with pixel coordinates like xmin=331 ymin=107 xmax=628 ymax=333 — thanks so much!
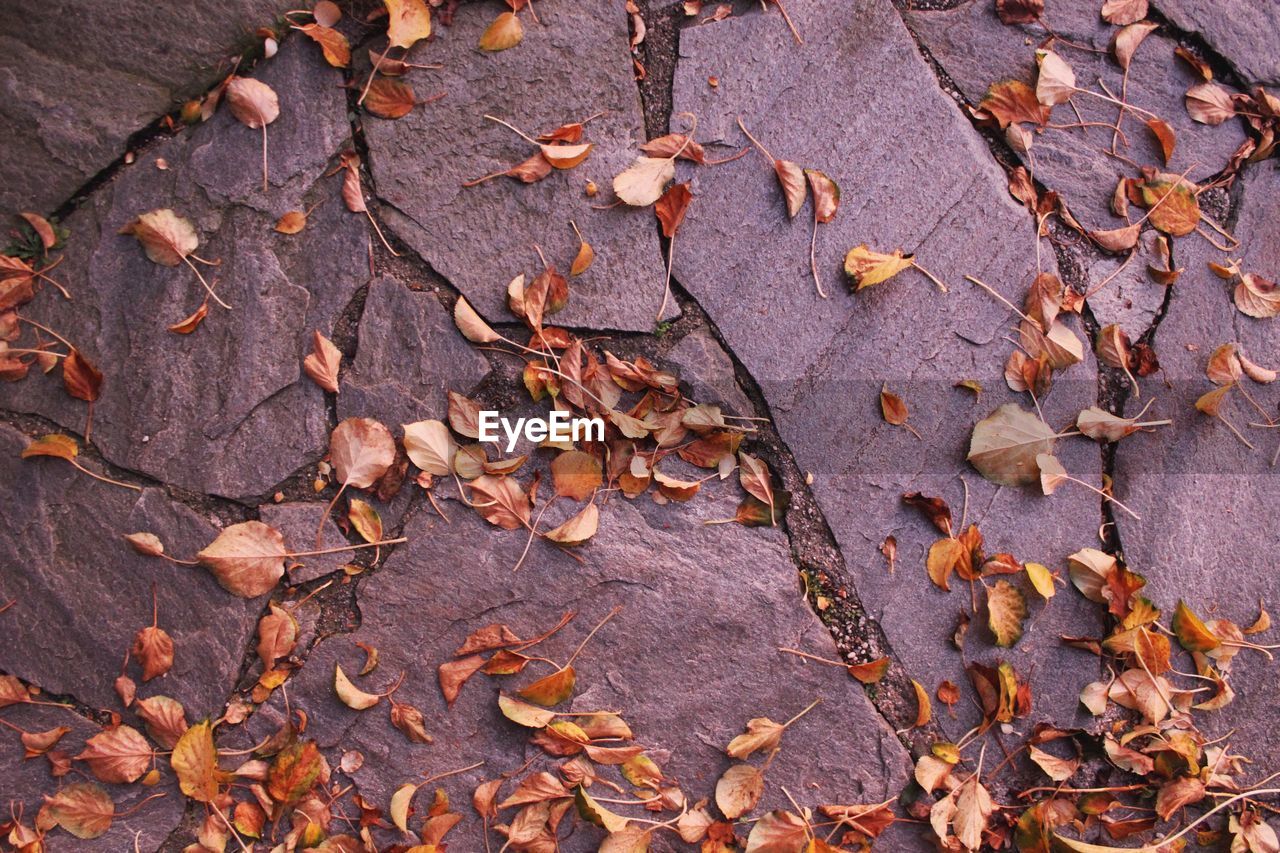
xmin=1155 ymin=0 xmax=1280 ymax=86
xmin=362 ymin=0 xmax=672 ymax=332
xmin=905 ymin=0 xmax=1245 ymax=237
xmin=238 ymin=489 xmax=917 ymax=850
xmin=0 ymin=424 xmax=261 ymax=719
xmin=672 ymin=0 xmax=1105 ymax=739
xmin=0 ymin=0 xmax=298 ymax=216
xmin=3 ymin=39 xmax=371 ymax=499
xmin=1112 ymin=160 xmax=1280 ymax=753
xmin=0 ymin=702 xmax=187 ymax=851
xmin=259 ymin=501 xmax=354 ymax=585
xmin=336 ymin=276 xmax=492 ymax=430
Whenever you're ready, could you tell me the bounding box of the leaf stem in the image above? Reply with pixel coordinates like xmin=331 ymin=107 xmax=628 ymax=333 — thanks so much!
xmin=564 ymin=605 xmax=622 ymax=667
xmin=181 ymin=256 xmax=232 ymax=309
xmin=285 ymin=537 xmax=407 ymax=559
xmin=735 ymin=117 xmax=776 ymax=164
xmin=70 ymin=459 xmax=142 ymax=492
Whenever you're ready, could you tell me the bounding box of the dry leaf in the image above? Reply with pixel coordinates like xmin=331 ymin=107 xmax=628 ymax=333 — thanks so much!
xmin=172 ymin=720 xmax=221 ymax=802
xmin=655 ymin=182 xmax=693 ymax=238
xmin=454 ymin=296 xmax=500 ymax=344
xmin=364 ymin=78 xmax=417 ymax=119
xmin=77 ymin=725 xmax=152 ymax=784
xmin=1036 ymin=50 xmax=1077 ymax=106
xmin=403 ymin=419 xmax=456 ymax=475
xmin=1235 ymin=273 xmax=1280 ymax=319
xmin=979 ymin=80 xmax=1050 ymax=127
xmin=120 ymin=209 xmax=198 ymax=266
xmin=335 ymin=664 xmax=380 ymax=710
xmin=1102 ymin=0 xmax=1148 ymax=25
xmin=385 ymin=0 xmax=432 ymax=49
xmin=225 ymin=77 xmax=280 ymax=191
xmin=987 ymin=580 xmax=1028 ymax=647
xmin=844 ymin=245 xmax=914 ymax=290
xmin=773 ymin=159 xmax=806 ymax=218
xmin=197 ymin=521 xmax=288 ymax=597
xmin=303 ymin=330 xmax=341 ymax=393
xmin=44 ymin=783 xmax=114 ymax=840
xmin=715 ymin=763 xmax=764 ymax=820
xmin=132 ymin=624 xmax=174 ymax=681
xmin=996 ymin=0 xmax=1043 ymax=24
xmin=480 ymin=12 xmax=524 ymax=51
xmin=1146 ymin=117 xmax=1176 ymax=164
xmin=745 ymin=810 xmax=808 ymax=851
xmin=967 ymin=404 xmax=1057 ymax=486
xmin=613 ymin=157 xmax=676 ymax=206
xmin=257 ymin=602 xmax=298 ymax=672
xmin=135 ymin=695 xmax=189 ymax=749
xmin=167 ymin=300 xmax=209 ymax=334
xmin=551 ymin=450 xmax=602 ymax=500
xmin=953 ymin=776 xmax=994 ymax=850
xmin=1186 ymin=82 xmax=1236 ymax=125
xmin=518 ymin=665 xmax=576 ymax=706
xmin=295 ymin=22 xmax=351 ymax=67
xmin=331 ymin=417 xmax=396 ymax=488
xmin=469 ymin=474 xmax=531 ymax=529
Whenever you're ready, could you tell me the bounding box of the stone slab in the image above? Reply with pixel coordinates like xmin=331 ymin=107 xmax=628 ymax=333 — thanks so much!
xmin=0 ymin=0 xmax=298 ymax=215
xmin=905 ymin=0 xmax=1246 ymax=236
xmin=1155 ymin=0 xmax=1280 ymax=86
xmin=336 ymin=276 xmax=491 ymax=430
xmin=363 ymin=0 xmax=672 ymax=332
xmin=1 ymin=39 xmax=370 ymax=500
xmin=0 ymin=424 xmax=261 ymax=719
xmin=672 ymin=0 xmax=1106 ymax=739
xmin=1112 ymin=159 xmax=1280 ymax=752
xmin=236 ymin=488 xmax=914 ymax=850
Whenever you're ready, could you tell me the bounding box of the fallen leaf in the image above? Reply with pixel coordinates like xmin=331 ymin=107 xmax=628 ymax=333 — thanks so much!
xmin=197 ymin=521 xmax=288 ymax=597
xmin=1146 ymin=117 xmax=1176 ymax=164
xmin=979 ymin=80 xmax=1050 ymax=127
xmin=76 ymin=726 xmax=152 ymax=784
xmin=167 ymin=300 xmax=209 ymax=334
xmin=745 ymin=810 xmax=808 ymax=851
xmin=518 ymin=666 xmax=576 ymax=706
xmin=967 ymin=404 xmax=1057 ymax=486
xmin=912 ymin=679 xmax=932 ymax=727
xmin=438 ymin=655 xmax=486 ymax=706
xmin=295 ymin=22 xmax=350 ymax=67
xmin=552 ymin=450 xmax=603 ymax=499
xmin=335 ymin=663 xmax=380 ymax=710
xmin=843 ymin=245 xmax=914 ymax=290
xmin=1101 ymin=0 xmax=1148 ymax=25
xmin=1186 ymin=82 xmax=1236 ymax=125
xmin=987 ymin=580 xmax=1028 ymax=647
xmin=331 ymin=417 xmax=396 ymax=488
xmin=545 ymin=502 xmax=600 ymax=546
xmin=225 ymin=77 xmax=280 ymax=191
xmin=132 ymin=624 xmax=174 ymax=681
xmin=1113 ymin=22 xmax=1158 ymax=70
xmin=715 ymin=763 xmax=764 ymax=820
xmin=119 ymin=208 xmax=198 ymax=266
xmin=171 ymin=720 xmax=221 ymax=802
xmin=847 ymin=656 xmax=890 ymax=684
xmin=384 ymin=0 xmax=432 ymax=49
xmin=469 ymin=474 xmax=531 ymax=529
xmin=1235 ymin=273 xmax=1280 ymax=319
xmin=479 ymin=11 xmax=524 ymax=50
xmin=1035 ymin=50 xmax=1077 ymax=106
xmin=135 ymin=695 xmax=189 ymax=749
xmin=364 ymin=78 xmax=417 ymax=119
xmin=257 ymin=602 xmax=297 ymax=672
xmin=613 ymin=157 xmax=676 ymax=206
xmin=403 ymin=419 xmax=456 ymax=475
xmin=44 ymin=783 xmax=114 ymax=839
xmin=996 ymin=0 xmax=1043 ymax=24
xmin=348 ymin=498 xmax=383 ymax=543
xmin=1172 ymin=600 xmax=1220 ymax=652
xmin=454 ymin=296 xmax=500 ymax=344
xmin=303 ymin=330 xmax=341 ymax=393
xmin=655 ymin=182 xmax=693 ymax=237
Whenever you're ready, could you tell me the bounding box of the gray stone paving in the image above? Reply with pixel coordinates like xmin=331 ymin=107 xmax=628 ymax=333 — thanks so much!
xmin=2 ymin=0 xmax=1279 ymax=849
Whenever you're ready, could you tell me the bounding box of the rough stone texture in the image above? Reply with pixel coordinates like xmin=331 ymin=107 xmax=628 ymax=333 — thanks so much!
xmin=0 ymin=702 xmax=187 ymax=850
xmin=1113 ymin=159 xmax=1280 ymax=750
xmin=336 ymin=277 xmax=492 ymax=429
xmin=363 ymin=0 xmax=672 ymax=332
xmin=0 ymin=424 xmax=261 ymax=719
xmin=668 ymin=325 xmax=755 ymax=417
xmin=1154 ymin=0 xmax=1280 ymax=86
xmin=672 ymin=0 xmax=1106 ymax=738
xmin=1078 ymin=230 xmax=1173 ymax=338
xmin=259 ymin=501 xmax=353 ymax=584
xmin=905 ymin=0 xmax=1246 ymax=235
xmin=237 ymin=489 xmax=915 ymax=850
xmin=0 ymin=0 xmax=298 ymax=215
xmin=2 ymin=39 xmax=371 ymax=499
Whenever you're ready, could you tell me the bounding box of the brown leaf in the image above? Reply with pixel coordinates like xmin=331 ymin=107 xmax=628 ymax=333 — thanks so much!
xmin=805 ymin=169 xmax=840 ymax=223
xmin=62 ymin=347 xmax=102 ymax=402
xmin=257 ymin=602 xmax=297 ymax=672
xmin=469 ymin=474 xmax=531 ymax=529
xmin=773 ymin=159 xmax=806 ymax=218
xmin=903 ymin=492 xmax=954 ymax=536
xmin=726 ymin=717 xmax=785 ymax=760
xmin=454 ymin=296 xmax=500 ymax=344
xmin=1113 ymin=21 xmax=1158 ymax=70
xmin=613 ymin=156 xmax=675 ymax=206
xmin=44 ymin=782 xmax=114 ymax=839
xmin=987 ymin=580 xmax=1028 ymax=647
xmin=364 ymin=78 xmax=417 ymax=119
xmin=979 ymin=80 xmax=1050 ymax=127
xmin=197 ymin=521 xmax=288 ymax=597
xmin=167 ymin=300 xmax=209 ymax=334
xmin=551 ymin=450 xmax=602 ymax=500
xmin=1235 ymin=273 xmax=1280 ymax=319
xmin=384 ymin=0 xmax=432 ymax=49
xmin=746 ymin=810 xmax=808 ymax=851
xmin=76 ymin=725 xmax=152 ymax=784
xmin=479 ymin=11 xmax=524 ymax=51
xmin=995 ymin=0 xmax=1043 ymax=25
xmin=295 ymin=22 xmax=350 ymax=67
xmin=135 ymin=695 xmax=189 ymax=749
xmin=737 ymin=452 xmax=776 ymax=526
xmin=1036 ymin=50 xmax=1077 ymax=106
xmin=1186 ymin=82 xmax=1236 ymax=125
xmin=1145 ymin=117 xmax=1176 ymax=164
xmin=639 ymin=133 xmax=706 ymax=163
xmin=1090 ymin=221 xmax=1142 ymax=252
xmin=19 ymin=212 xmax=56 ymax=249
xmin=545 ymin=502 xmax=599 ymax=545
xmin=132 ymin=625 xmax=174 ymax=681
xmin=438 ymin=655 xmax=486 ymax=706
xmin=267 ymin=739 xmax=321 ymax=811
xmin=714 ymin=763 xmax=763 ymax=820
xmin=335 ymin=663 xmax=380 ymax=710
xmin=120 ymin=208 xmax=198 ymax=266
xmin=1140 ymin=175 xmax=1200 ymax=236
xmin=1101 ymin=0 xmax=1148 ymax=25
xmin=22 ymin=432 xmax=78 ymax=462
xmin=967 ymin=404 xmax=1057 ymax=486
xmin=847 ymin=656 xmax=890 ymax=684
xmin=879 ymin=385 xmax=912 ymax=427
xmin=225 ymin=76 xmax=279 ymax=129
xmin=303 ymin=330 xmax=341 ymax=393
xmin=518 ymin=665 xmax=576 ymax=706
xmin=21 ymin=725 xmax=70 ymax=758
xmin=912 ymin=679 xmax=932 ymax=727
xmin=953 ymin=776 xmax=994 ymax=850
xmin=390 ymin=698 xmax=433 ymax=743
xmin=330 ymin=417 xmax=396 ymax=488
xmin=655 ymin=182 xmax=693 ymax=238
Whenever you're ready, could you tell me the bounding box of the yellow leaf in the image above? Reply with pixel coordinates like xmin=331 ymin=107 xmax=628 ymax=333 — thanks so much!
xmin=479 ymin=11 xmax=524 ymax=51
xmin=335 ymin=663 xmax=381 ymax=710
xmin=1025 ymin=562 xmax=1056 ymax=599
xmin=384 ymin=0 xmax=431 ymax=49
xmin=843 ymin=245 xmax=914 ymax=290
xmin=171 ymin=720 xmax=220 ymax=803
xmin=517 ymin=666 xmax=576 ymax=706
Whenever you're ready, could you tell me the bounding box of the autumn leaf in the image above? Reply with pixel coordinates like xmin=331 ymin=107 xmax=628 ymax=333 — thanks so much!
xmin=715 ymin=763 xmax=764 ymax=820
xmin=257 ymin=602 xmax=297 ymax=671
xmin=1025 ymin=562 xmax=1056 ymax=599
xmin=1113 ymin=22 xmax=1159 ymax=71
xmin=225 ymin=77 xmax=280 ymax=192
xmin=979 ymin=80 xmax=1050 ymax=127
xmin=121 ymin=209 xmax=197 ymax=266
xmin=453 ymin=296 xmax=501 ymax=344
xmin=551 ymin=450 xmax=602 ymax=500
xmin=76 ymin=725 xmax=152 ymax=784
xmin=967 ymin=404 xmax=1057 ymax=486
xmin=1102 ymin=0 xmax=1148 ymax=25
xmin=912 ymin=679 xmax=932 ymax=727
xmin=480 ymin=11 xmax=524 ymax=51
xmin=1235 ymin=273 xmax=1280 ymax=319
xmin=197 ymin=521 xmax=287 ymax=597
xmin=996 ymin=0 xmax=1043 ymax=24
xmin=469 ymin=474 xmax=531 ymax=529
xmin=171 ymin=720 xmax=221 ymax=802
xmin=439 ymin=655 xmax=486 ymax=706
xmin=335 ymin=663 xmax=381 ymax=710
xmin=569 ymin=220 xmax=594 ymax=276
xmin=953 ymin=775 xmax=994 ymax=850
xmin=44 ymin=783 xmax=114 ymax=839
xmin=1139 ymin=175 xmax=1200 ymax=236
xmin=302 ymin=330 xmax=341 ymax=393
xmin=1186 ymin=82 xmax=1236 ymax=125
xmin=848 ymin=656 xmax=891 ymax=684
xmin=331 ymin=417 xmax=396 ymax=489
xmin=294 ymin=22 xmax=351 ymax=67
xmin=384 ymin=0 xmax=432 ymax=49
xmin=613 ymin=157 xmax=676 ymax=206
xmin=1172 ymin=600 xmax=1221 ymax=652
xmin=364 ymin=78 xmax=418 ymax=119
xmin=518 ymin=666 xmax=576 ymax=706
xmin=135 ymin=695 xmax=189 ymax=749
xmin=132 ymin=623 xmax=173 ymax=682
xmin=348 ymin=498 xmax=383 ymax=543
xmin=655 ymin=182 xmax=693 ymax=238
xmin=267 ymin=740 xmax=322 ymax=813
xmin=1035 ymin=50 xmax=1077 ymax=106
xmin=845 ymin=245 xmax=945 ymax=292
xmin=403 ymin=419 xmax=456 ymax=475
xmin=987 ymin=580 xmax=1028 ymax=647
xmin=746 ymin=810 xmax=809 ymax=851
xmin=545 ymin=502 xmax=599 ymax=546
